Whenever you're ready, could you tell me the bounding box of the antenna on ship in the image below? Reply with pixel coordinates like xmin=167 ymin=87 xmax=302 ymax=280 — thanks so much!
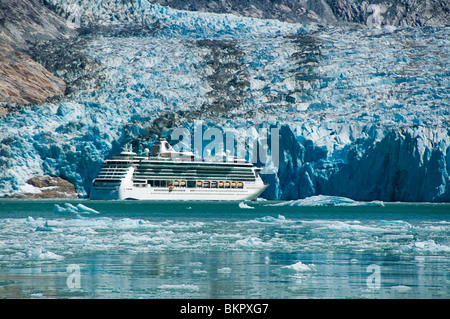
xmin=120 ymin=143 xmax=136 ymax=156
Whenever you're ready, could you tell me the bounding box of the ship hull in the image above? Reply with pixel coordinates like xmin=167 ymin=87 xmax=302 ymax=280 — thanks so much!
xmin=90 ymin=183 xmax=268 ymax=201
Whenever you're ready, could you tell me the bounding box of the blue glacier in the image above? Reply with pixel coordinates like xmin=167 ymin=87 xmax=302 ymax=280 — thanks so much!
xmin=0 ymin=0 xmax=449 ymax=201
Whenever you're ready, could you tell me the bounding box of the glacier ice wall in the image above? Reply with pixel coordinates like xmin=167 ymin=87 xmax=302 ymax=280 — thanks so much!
xmin=0 ymin=0 xmax=449 ymax=201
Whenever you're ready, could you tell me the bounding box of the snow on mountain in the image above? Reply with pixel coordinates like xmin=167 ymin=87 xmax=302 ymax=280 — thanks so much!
xmin=0 ymin=0 xmax=449 ymax=201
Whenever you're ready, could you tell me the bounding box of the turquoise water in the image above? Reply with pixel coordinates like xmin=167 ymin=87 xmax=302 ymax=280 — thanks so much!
xmin=0 ymin=199 xmax=449 ymax=299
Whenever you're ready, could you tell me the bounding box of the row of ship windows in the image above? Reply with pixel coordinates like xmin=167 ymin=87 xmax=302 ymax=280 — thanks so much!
xmin=103 ymin=165 xmax=252 ymax=173
xmin=133 ymin=180 xmax=245 ymax=189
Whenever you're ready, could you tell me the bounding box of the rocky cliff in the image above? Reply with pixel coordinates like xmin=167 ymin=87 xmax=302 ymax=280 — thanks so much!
xmin=0 ymin=0 xmax=74 ymax=111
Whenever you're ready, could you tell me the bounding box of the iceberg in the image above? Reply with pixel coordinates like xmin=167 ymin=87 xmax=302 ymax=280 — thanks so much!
xmin=52 ymin=203 xmax=100 ymax=215
xmin=275 ymin=261 xmax=315 ymax=276
xmin=235 ymin=236 xmax=266 ymax=248
xmin=399 ymin=240 xmax=450 ymax=253
xmin=26 ymin=247 xmax=64 ymax=261
xmin=239 ymin=201 xmax=254 ymax=209
xmin=76 ymin=204 xmax=100 ymax=214
xmin=254 ymin=215 xmax=287 ymax=223
xmin=269 ymin=195 xmax=384 ymax=207
xmin=35 ymin=221 xmax=54 ymax=232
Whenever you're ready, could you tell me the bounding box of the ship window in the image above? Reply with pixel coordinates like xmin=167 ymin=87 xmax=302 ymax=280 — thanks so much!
xmin=154 ymin=180 xmax=160 ymax=187
xmin=187 ymin=181 xmax=196 ymax=188
xmin=160 ymin=180 xmax=167 ymax=187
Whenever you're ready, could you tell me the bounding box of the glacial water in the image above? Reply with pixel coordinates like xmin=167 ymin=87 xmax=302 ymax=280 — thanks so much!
xmin=0 ymin=198 xmax=448 ymax=299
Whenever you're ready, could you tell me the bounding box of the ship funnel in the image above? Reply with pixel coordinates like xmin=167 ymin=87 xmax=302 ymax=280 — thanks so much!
xmin=151 ymin=138 xmax=176 ymax=157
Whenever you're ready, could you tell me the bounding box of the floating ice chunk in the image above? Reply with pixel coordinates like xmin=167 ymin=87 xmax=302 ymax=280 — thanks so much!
xmin=76 ymin=204 xmax=100 ymax=214
xmin=52 ymin=203 xmax=100 ymax=215
xmin=400 ymin=240 xmax=450 ymax=253
xmin=217 ymin=267 xmax=232 ymax=274
xmin=239 ymin=202 xmax=254 ymax=209
xmin=255 ymin=216 xmax=277 ymax=222
xmin=391 ymin=285 xmax=412 ymax=293
xmin=378 ymin=220 xmax=412 ymax=228
xmin=276 ymin=261 xmax=315 ymax=276
xmin=415 ymin=240 xmax=450 ymax=252
xmin=255 ymin=215 xmax=286 ymax=222
xmin=52 ymin=204 xmax=69 ymax=214
xmin=236 ymin=236 xmax=264 ymax=247
xmin=35 ymin=222 xmax=53 ymax=232
xmin=52 ymin=203 xmax=78 ymax=214
xmin=269 ymin=195 xmax=384 ymax=207
xmin=157 ymin=284 xmax=200 ymax=292
xmin=189 ymin=261 xmax=203 ymax=267
xmin=305 ymin=220 xmax=385 ymax=232
xmin=64 ymin=203 xmax=79 ymax=213
xmin=328 ymin=222 xmax=385 ymax=232
xmin=26 ymin=248 xmax=64 ymax=261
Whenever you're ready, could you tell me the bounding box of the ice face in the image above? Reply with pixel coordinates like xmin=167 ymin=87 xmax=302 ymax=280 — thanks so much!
xmin=0 ymin=0 xmax=449 ymax=201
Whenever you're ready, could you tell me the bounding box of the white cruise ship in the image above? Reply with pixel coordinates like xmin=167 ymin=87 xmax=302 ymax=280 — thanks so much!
xmin=90 ymin=138 xmax=269 ymax=200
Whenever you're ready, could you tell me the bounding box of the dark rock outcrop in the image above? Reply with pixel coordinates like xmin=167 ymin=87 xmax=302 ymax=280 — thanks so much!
xmin=8 ymin=176 xmax=78 ymax=198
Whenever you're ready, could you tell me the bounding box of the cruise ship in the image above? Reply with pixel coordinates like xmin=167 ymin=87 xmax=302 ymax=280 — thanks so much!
xmin=90 ymin=138 xmax=269 ymax=200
